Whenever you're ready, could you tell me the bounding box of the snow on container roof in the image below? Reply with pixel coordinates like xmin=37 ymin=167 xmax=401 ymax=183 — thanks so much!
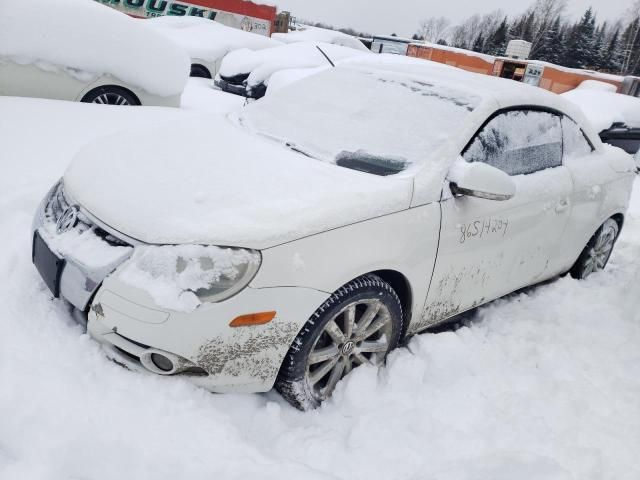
xmin=0 ymin=0 xmax=190 ymax=97
xmin=273 ymin=26 xmax=370 ymax=52
xmin=141 ymin=16 xmax=281 ymax=64
xmin=410 ymin=42 xmax=497 ymax=64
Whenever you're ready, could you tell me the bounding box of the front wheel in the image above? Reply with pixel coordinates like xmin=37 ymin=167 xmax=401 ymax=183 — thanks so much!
xmin=570 ymin=218 xmax=620 ymax=279
xmin=276 ymin=275 xmax=403 ymax=410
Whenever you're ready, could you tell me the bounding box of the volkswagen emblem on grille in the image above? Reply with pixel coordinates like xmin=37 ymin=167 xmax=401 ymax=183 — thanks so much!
xmin=56 ymin=206 xmax=79 ymax=234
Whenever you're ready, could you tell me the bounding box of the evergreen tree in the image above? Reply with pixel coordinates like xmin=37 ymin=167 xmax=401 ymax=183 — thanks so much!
xmin=534 ymin=16 xmax=560 ymax=63
xmin=564 ymin=8 xmax=596 ymax=68
xmin=472 ymin=34 xmax=485 ymax=52
xmin=485 ymin=18 xmax=509 ymax=56
xmin=603 ymin=29 xmax=623 ymax=72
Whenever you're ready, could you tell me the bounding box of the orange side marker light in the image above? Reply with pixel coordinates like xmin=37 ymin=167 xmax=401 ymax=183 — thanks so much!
xmin=229 ymin=311 xmax=277 ymax=328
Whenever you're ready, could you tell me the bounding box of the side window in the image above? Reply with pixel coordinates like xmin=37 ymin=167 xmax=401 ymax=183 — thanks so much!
xmin=561 ymin=116 xmax=594 ymax=158
xmin=463 ymin=110 xmax=563 ymax=176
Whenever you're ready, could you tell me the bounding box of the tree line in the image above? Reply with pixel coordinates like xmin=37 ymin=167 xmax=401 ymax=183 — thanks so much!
xmin=414 ymin=0 xmax=640 ymax=76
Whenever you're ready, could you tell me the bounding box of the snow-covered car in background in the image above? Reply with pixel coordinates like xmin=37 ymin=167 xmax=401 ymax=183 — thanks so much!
xmin=141 ymin=16 xmax=281 ymax=80
xmin=562 ymin=81 xmax=640 ymax=171
xmin=272 ymin=25 xmax=369 ymax=52
xmin=0 ymin=0 xmax=189 ymax=106
xmin=32 ymin=63 xmax=635 ymax=410
xmin=215 ymin=41 xmax=369 ymax=98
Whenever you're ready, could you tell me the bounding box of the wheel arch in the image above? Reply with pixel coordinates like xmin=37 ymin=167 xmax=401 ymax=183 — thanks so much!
xmin=190 ymin=63 xmax=212 ymax=79
xmin=610 ymin=212 xmax=625 ymax=231
xmin=368 ymin=269 xmax=413 ymax=338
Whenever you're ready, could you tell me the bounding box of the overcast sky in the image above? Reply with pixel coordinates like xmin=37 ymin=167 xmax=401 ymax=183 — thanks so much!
xmin=271 ymin=0 xmax=632 ymax=37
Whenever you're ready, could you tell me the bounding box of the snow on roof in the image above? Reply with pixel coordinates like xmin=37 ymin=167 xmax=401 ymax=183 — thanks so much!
xmin=273 ymin=26 xmax=370 ymax=52
xmin=219 ymin=42 xmax=368 ymax=86
xmin=141 ymin=16 xmax=281 ymax=64
xmin=562 ymin=88 xmax=640 ymax=131
xmin=0 ymin=0 xmax=190 ymax=97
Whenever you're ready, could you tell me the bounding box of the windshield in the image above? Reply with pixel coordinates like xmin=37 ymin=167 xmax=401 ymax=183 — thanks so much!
xmin=239 ymin=67 xmax=480 ymax=174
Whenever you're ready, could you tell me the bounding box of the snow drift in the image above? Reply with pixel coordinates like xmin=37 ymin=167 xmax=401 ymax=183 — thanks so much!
xmin=273 ymin=26 xmax=370 ymax=52
xmin=0 ymin=0 xmax=190 ymax=97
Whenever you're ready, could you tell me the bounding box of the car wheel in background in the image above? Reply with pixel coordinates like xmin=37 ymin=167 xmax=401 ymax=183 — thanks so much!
xmin=570 ymin=218 xmax=620 ymax=279
xmin=81 ymin=86 xmax=139 ymax=106
xmin=276 ymin=275 xmax=403 ymax=410
xmin=190 ymin=64 xmax=212 ymax=79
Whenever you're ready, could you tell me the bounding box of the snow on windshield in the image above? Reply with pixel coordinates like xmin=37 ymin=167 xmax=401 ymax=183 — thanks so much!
xmin=0 ymin=0 xmax=189 ymax=97
xmin=239 ymin=67 xmax=480 ymax=172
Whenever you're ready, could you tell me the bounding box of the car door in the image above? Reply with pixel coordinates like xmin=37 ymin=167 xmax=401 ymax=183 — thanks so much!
xmin=547 ymin=116 xmax=629 ymax=274
xmin=418 ymin=108 xmax=573 ymax=331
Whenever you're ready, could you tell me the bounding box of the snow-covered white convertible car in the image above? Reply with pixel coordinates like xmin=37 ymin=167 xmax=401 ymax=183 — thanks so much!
xmin=32 ymin=61 xmax=635 ymax=410
xmin=0 ymin=0 xmax=189 ymax=107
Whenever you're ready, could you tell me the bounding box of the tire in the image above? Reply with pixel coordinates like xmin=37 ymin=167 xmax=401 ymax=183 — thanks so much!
xmin=570 ymin=218 xmax=620 ymax=280
xmin=190 ymin=64 xmax=212 ymax=79
xmin=81 ymin=86 xmax=139 ymax=106
xmin=276 ymin=275 xmax=404 ymax=410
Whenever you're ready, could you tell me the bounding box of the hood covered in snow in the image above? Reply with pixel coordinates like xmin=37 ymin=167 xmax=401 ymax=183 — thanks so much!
xmin=63 ymin=116 xmax=413 ymax=250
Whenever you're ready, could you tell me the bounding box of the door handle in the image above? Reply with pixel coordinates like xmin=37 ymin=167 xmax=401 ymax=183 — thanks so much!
xmin=555 ymin=199 xmax=570 ymax=213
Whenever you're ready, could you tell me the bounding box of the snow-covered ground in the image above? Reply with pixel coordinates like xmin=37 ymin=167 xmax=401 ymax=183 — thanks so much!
xmin=0 ymin=83 xmax=639 ymax=480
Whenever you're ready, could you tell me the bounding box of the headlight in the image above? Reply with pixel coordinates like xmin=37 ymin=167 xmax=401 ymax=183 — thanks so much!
xmin=119 ymin=244 xmax=261 ymax=312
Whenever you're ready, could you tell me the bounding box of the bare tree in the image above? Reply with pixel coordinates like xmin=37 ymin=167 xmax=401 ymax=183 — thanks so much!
xmin=417 ymin=16 xmax=451 ymax=43
xmin=527 ymin=0 xmax=568 ymax=56
xmin=621 ymin=0 xmax=640 ymax=74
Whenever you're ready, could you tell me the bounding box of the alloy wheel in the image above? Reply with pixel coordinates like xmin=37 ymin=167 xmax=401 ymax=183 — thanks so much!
xmin=91 ymin=92 xmax=131 ymax=106
xmin=582 ymin=221 xmax=618 ymax=276
xmin=305 ymin=299 xmax=394 ymax=402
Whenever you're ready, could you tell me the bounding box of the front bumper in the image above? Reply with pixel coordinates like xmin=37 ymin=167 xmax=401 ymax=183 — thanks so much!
xmin=88 ymin=276 xmax=327 ymax=392
xmin=32 ymin=182 xmax=328 ymax=392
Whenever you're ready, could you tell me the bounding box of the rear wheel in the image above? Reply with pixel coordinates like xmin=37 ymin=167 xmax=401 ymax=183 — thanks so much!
xmin=276 ymin=275 xmax=403 ymax=410
xmin=81 ymin=86 xmax=139 ymax=106
xmin=570 ymin=218 xmax=620 ymax=279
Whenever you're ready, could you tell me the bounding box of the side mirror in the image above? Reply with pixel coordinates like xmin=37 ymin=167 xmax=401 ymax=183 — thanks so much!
xmin=448 ymin=162 xmax=516 ymax=201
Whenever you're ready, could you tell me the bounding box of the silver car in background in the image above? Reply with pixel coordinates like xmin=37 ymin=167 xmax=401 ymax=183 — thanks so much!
xmin=0 ymin=0 xmax=189 ymax=106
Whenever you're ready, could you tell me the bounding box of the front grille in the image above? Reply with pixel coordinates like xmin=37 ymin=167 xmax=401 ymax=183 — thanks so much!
xmin=45 ymin=182 xmax=131 ymax=248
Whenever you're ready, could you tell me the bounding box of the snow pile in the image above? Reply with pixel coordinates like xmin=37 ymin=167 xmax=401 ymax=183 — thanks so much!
xmin=119 ymin=245 xmax=259 ymax=312
xmin=41 ymin=223 xmax=132 ymax=271
xmin=576 ymin=79 xmax=618 ymax=93
xmin=562 ymin=88 xmax=640 ymax=131
xmin=0 ymin=0 xmax=190 ymax=97
xmin=241 ymin=67 xmax=480 ymax=168
xmin=273 ymin=26 xmax=370 ymax=52
xmin=219 ymin=42 xmax=368 ymax=86
xmin=265 ymin=66 xmax=328 ymax=95
xmin=141 ymin=16 xmax=280 ymax=64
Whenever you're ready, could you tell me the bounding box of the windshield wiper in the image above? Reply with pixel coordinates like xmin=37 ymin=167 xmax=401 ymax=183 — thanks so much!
xmin=335 ymin=150 xmax=408 ymax=176
xmin=285 ymin=142 xmax=316 ymax=159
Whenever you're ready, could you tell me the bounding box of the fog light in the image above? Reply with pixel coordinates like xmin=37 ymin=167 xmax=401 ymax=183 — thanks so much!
xmin=151 ymin=353 xmax=173 ymax=372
